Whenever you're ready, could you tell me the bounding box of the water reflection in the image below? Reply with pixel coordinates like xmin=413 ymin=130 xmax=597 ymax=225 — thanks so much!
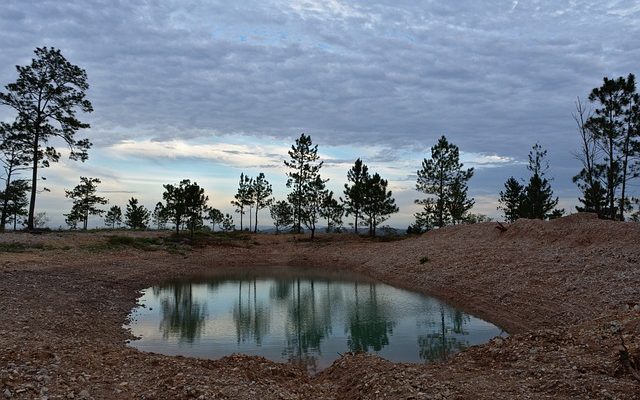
xmin=347 ymin=282 xmax=395 ymax=352
xmin=280 ymin=279 xmax=336 ymax=370
xmin=153 ymin=283 xmax=206 ymax=343
xmin=233 ymin=279 xmax=270 ymax=345
xmin=418 ymin=307 xmax=469 ymax=362
xmin=129 ymin=272 xmax=504 ymax=370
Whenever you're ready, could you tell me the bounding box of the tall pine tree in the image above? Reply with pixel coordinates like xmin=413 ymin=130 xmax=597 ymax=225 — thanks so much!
xmin=0 ymin=47 xmax=93 ymax=229
xmin=521 ymin=144 xmax=560 ymax=219
xmin=251 ymin=173 xmax=273 ymax=232
xmin=284 ymin=133 xmax=323 ymax=234
xmin=231 ymin=173 xmax=253 ymax=231
xmin=362 ymin=172 xmax=399 ymax=236
xmin=342 ymin=158 xmax=369 ymax=233
xmin=415 ymin=136 xmax=474 ymax=228
xmin=64 ymin=177 xmax=107 ymax=230
xmin=498 ymin=177 xmax=525 ymax=222
xmin=582 ymin=74 xmax=639 ymax=220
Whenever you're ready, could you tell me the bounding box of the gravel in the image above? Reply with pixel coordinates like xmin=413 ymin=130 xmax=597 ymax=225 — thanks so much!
xmin=1 ymin=213 xmax=638 ymax=399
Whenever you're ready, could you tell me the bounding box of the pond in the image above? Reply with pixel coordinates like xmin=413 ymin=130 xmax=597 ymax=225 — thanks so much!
xmin=126 ymin=268 xmax=505 ymax=372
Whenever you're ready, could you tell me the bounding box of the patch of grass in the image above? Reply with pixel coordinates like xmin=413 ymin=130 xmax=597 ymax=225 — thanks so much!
xmin=85 ymin=230 xmax=253 ymax=253
xmin=165 ymin=230 xmax=252 ymax=248
xmin=419 ymin=256 xmax=430 ymax=264
xmin=0 ymin=242 xmax=55 ymax=252
xmin=88 ymin=235 xmax=164 ymax=252
xmin=107 ymin=236 xmax=164 ymax=250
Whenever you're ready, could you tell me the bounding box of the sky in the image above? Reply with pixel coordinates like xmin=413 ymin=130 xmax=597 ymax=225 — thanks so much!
xmin=1 ymin=0 xmax=639 ymax=229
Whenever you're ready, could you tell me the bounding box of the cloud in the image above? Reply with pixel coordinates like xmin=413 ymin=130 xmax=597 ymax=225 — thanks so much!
xmin=106 ymin=139 xmax=291 ymax=169
xmin=0 ymin=0 xmax=637 ymax=225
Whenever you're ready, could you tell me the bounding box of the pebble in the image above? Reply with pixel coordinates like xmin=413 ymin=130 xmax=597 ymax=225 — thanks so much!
xmin=3 ymin=389 xmax=12 ymax=399
xmin=78 ymin=390 xmax=90 ymax=399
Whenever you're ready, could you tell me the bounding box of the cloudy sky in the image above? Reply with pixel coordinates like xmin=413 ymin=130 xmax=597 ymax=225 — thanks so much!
xmin=1 ymin=0 xmax=639 ymax=228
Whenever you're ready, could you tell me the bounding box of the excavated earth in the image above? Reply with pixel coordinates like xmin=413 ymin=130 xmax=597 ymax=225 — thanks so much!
xmin=0 ymin=213 xmax=639 ymax=399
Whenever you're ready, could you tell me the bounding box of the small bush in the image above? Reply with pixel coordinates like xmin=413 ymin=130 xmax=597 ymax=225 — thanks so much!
xmin=419 ymin=256 xmax=430 ymax=264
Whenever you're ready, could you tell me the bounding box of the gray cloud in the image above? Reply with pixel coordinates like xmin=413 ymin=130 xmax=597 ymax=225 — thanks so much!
xmin=0 ymin=0 xmax=639 ymax=216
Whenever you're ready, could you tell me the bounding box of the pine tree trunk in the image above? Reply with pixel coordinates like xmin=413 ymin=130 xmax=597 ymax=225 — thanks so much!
xmin=27 ymin=133 xmax=39 ymax=230
xmin=254 ymin=205 xmax=259 ymax=233
xmin=608 ymin=138 xmax=616 ymax=219
xmin=0 ymin=166 xmax=13 ymax=232
xmin=619 ymin=133 xmax=631 ymax=221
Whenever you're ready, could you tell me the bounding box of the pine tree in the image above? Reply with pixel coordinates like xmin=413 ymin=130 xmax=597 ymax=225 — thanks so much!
xmin=521 ymin=144 xmax=559 ymax=220
xmin=270 ymin=200 xmax=293 ymax=234
xmin=231 ymin=173 xmax=253 ymax=231
xmin=301 ymin=175 xmax=328 ymax=239
xmin=362 ymin=172 xmax=399 ymax=236
xmin=251 ymin=173 xmax=273 ymax=232
xmin=1 ymin=179 xmax=29 ymax=231
xmin=125 ymin=198 xmax=150 ymax=230
xmin=162 ymin=179 xmax=208 ymax=236
xmin=574 ymin=178 xmax=608 ymax=215
xmin=207 ymin=207 xmax=224 ymax=231
xmin=0 ymin=122 xmax=31 ymax=231
xmin=64 ymin=177 xmax=107 ymax=230
xmin=415 ymin=136 xmax=474 ymax=228
xmin=320 ymin=191 xmax=344 ymax=233
xmin=447 ymin=174 xmax=475 ymax=224
xmin=342 ymin=158 xmax=369 ymax=233
xmin=0 ymin=47 xmax=93 ymax=229
xmin=152 ymin=202 xmax=168 ymax=230
xmin=583 ymin=74 xmax=640 ymax=220
xmin=498 ymin=177 xmax=525 ymax=222
xmin=572 ymin=98 xmax=608 ymax=217
xmin=222 ymin=213 xmax=235 ymax=231
xmin=183 ymin=183 xmax=209 ymax=236
xmin=284 ymin=133 xmax=323 ymax=234
xmin=104 ymin=205 xmax=123 ymax=228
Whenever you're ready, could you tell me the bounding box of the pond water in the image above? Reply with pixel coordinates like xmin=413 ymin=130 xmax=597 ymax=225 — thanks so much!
xmin=126 ymin=268 xmax=505 ymax=372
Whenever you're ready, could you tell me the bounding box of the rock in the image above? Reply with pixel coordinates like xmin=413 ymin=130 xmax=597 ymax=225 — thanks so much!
xmin=3 ymin=389 xmax=12 ymax=399
xmin=78 ymin=390 xmax=90 ymax=400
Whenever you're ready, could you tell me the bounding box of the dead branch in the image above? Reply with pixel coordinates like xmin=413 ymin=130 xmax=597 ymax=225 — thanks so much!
xmin=618 ymin=332 xmax=640 ymax=383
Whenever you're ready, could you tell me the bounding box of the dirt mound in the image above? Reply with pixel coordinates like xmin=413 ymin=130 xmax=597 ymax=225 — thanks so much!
xmin=499 ymin=213 xmax=635 ymax=247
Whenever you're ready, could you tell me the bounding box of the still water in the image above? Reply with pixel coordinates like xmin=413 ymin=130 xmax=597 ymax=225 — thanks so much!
xmin=126 ymin=269 xmax=505 ymax=371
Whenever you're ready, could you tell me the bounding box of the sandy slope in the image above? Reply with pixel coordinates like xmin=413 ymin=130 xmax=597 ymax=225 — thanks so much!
xmin=0 ymin=213 xmax=638 ymax=399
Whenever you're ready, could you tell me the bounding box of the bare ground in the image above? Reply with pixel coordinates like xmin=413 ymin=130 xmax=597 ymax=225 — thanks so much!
xmin=0 ymin=213 xmax=639 ymax=399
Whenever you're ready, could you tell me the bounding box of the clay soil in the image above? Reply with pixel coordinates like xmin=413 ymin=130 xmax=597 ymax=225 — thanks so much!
xmin=1 ymin=213 xmax=639 ymax=399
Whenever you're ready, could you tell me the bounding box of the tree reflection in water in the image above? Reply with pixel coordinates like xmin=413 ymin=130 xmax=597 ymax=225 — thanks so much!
xmin=346 ymin=282 xmax=395 ymax=352
xmin=232 ymin=279 xmax=270 ymax=345
xmin=154 ymin=283 xmax=206 ymax=343
xmin=282 ymin=279 xmax=334 ymax=372
xmin=142 ymin=276 xmax=488 ymax=368
xmin=418 ymin=306 xmax=470 ymax=362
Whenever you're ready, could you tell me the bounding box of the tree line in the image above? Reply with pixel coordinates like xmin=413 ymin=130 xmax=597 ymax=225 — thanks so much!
xmin=58 ymin=133 xmax=401 ymax=238
xmin=496 ymin=74 xmax=640 ymax=223
xmin=1 ymin=47 xmax=638 ymax=235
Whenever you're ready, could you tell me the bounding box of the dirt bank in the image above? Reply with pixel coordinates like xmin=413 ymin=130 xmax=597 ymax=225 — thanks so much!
xmin=0 ymin=214 xmax=638 ymax=399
